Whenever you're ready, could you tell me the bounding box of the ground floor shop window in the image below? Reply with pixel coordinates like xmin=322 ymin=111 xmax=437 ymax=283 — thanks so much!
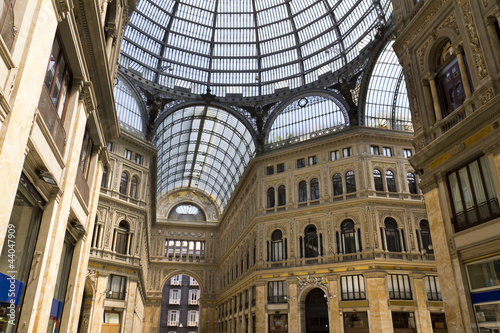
xmin=269 ymin=314 xmax=288 ymax=333
xmin=343 ymin=312 xmax=369 ymax=332
xmin=392 ymin=311 xmax=417 ymax=333
xmin=0 ymin=174 xmax=44 ymax=333
xmin=430 ymin=313 xmax=447 ymax=333
xmin=102 ymin=311 xmax=121 ymax=333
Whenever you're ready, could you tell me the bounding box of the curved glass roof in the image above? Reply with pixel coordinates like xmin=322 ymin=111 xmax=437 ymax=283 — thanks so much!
xmin=114 ymin=78 xmax=144 ymax=135
xmin=120 ymin=0 xmax=393 ymax=98
xmin=365 ymin=40 xmax=412 ymax=132
xmin=154 ymin=105 xmax=256 ymax=210
xmin=266 ymin=94 xmax=348 ymax=149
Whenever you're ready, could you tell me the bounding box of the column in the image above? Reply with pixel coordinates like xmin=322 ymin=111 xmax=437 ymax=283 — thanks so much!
xmin=327 ymin=275 xmax=341 ymax=333
xmin=200 ymin=299 xmax=217 ymax=333
xmin=486 ymin=17 xmax=500 ymax=70
xmin=422 ymin=79 xmax=436 ymax=125
xmin=288 ymin=280 xmax=299 ymax=333
xmin=255 ymin=282 xmax=266 ymax=333
xmin=453 ymin=45 xmax=472 ymax=99
xmin=425 ymin=73 xmax=442 ymax=122
xmin=410 ymin=273 xmax=433 ymax=333
xmin=423 ymin=183 xmax=470 ymax=332
xmin=123 ymin=278 xmax=138 ymax=333
xmin=88 ymin=272 xmax=109 ymax=333
xmin=365 ymin=271 xmax=393 ymax=333
xmin=0 ymin=0 xmax=58 ymax=252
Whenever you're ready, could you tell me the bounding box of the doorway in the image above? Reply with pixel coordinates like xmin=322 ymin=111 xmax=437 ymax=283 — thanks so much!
xmin=305 ymin=288 xmax=329 ymax=333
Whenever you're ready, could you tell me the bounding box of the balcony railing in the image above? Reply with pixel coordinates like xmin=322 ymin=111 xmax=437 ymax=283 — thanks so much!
xmin=188 ymin=299 xmax=198 ymax=305
xmin=38 ymin=87 xmax=66 ymax=154
xmin=169 ymin=299 xmax=180 ymax=305
xmin=188 ymin=321 xmax=198 ymax=327
xmin=167 ymin=321 xmax=179 ymax=326
xmin=452 ymin=198 xmax=500 ymax=232
xmin=107 ymin=290 xmax=126 ymax=300
xmin=267 ymin=295 xmax=287 ymax=304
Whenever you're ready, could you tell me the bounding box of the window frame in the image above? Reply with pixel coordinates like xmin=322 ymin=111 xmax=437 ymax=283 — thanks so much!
xmin=341 ymin=275 xmax=366 ymax=300
xmin=107 ymin=274 xmax=127 ymax=300
xmin=43 ymin=35 xmax=73 ymax=121
xmin=446 ymin=155 xmax=499 ymax=232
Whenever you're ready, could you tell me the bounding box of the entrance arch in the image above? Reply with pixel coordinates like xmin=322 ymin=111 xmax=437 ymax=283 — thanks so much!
xmin=305 ymin=288 xmax=329 ymax=333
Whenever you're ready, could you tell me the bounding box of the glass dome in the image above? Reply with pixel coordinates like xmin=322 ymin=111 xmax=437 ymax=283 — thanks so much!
xmin=120 ymin=0 xmax=393 ymax=99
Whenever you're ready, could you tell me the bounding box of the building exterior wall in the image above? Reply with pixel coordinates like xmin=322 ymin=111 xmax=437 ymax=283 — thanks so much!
xmin=392 ymin=0 xmax=500 ymax=332
xmin=0 ymin=1 xmax=134 ymax=332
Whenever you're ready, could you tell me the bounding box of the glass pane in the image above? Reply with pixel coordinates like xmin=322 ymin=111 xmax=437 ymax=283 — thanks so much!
xmin=44 ymin=40 xmax=60 ymax=91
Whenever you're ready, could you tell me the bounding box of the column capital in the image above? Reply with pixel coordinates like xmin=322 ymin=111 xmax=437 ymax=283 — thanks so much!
xmin=452 ymin=43 xmax=464 ymax=55
xmin=409 ymin=272 xmax=427 ymax=280
xmin=424 ymin=72 xmax=436 ymax=81
xmin=364 ymin=270 xmax=388 ymax=279
xmin=487 ymin=16 xmax=497 ymax=26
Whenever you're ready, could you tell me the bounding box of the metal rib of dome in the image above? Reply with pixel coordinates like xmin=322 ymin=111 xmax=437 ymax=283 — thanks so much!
xmin=120 ymin=0 xmax=393 ymax=99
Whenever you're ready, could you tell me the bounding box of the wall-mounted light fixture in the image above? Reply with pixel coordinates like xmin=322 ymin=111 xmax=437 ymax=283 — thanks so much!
xmin=36 ymin=169 xmax=58 ymax=186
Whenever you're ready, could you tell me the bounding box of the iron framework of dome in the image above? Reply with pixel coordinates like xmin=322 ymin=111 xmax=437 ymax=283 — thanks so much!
xmin=119 ymin=0 xmax=393 ymax=99
xmin=114 ymin=0 xmax=414 ymax=214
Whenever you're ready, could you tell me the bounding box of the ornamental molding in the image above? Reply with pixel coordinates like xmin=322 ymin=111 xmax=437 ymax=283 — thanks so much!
xmin=297 ymin=275 xmax=327 ymax=290
xmin=461 ymin=0 xmax=487 ymax=79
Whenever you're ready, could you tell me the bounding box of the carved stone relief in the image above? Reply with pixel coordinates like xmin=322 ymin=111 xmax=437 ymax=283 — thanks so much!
xmin=461 ymin=0 xmax=487 ymax=79
xmin=297 ymin=275 xmax=327 ymax=290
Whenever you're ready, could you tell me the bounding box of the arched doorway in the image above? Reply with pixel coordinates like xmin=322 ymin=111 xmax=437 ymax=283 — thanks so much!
xmin=305 ymin=288 xmax=329 ymax=333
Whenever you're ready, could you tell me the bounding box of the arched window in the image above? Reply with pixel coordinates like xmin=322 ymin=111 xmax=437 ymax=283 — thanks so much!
xmin=267 ymin=187 xmax=275 ymax=208
xmin=373 ymin=169 xmax=383 ymax=191
xmin=407 ymin=172 xmax=418 ymax=194
xmin=341 ymin=220 xmax=356 ymax=254
xmin=304 ymin=225 xmax=318 ymax=258
xmin=436 ymin=40 xmax=471 ymax=118
xmin=298 ymin=181 xmax=308 ymax=202
xmin=130 ymin=176 xmax=139 ymax=199
xmin=270 ymin=230 xmax=284 ymax=262
xmin=333 ymin=173 xmax=343 ymax=196
xmin=386 ymin=170 xmax=397 ymax=192
xmin=384 ymin=218 xmax=402 ymax=252
xmin=310 ymin=178 xmax=319 ymax=200
xmin=119 ymin=172 xmax=128 ymax=195
xmin=346 ymin=171 xmax=356 ymax=193
xmin=278 ymin=185 xmax=286 ymax=206
xmin=101 ymin=166 xmax=108 ymax=188
xmin=419 ymin=220 xmax=433 ymax=254
xmin=115 ymin=221 xmax=130 ymax=255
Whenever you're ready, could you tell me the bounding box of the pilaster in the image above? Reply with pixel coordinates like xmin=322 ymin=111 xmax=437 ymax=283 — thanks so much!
xmin=365 ymin=271 xmax=392 ymax=333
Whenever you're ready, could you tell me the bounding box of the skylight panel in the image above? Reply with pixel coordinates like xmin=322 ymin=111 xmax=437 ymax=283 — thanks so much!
xmin=255 ymin=0 xmax=285 ymax=11
xmin=258 ymin=20 xmax=293 ymax=42
xmin=183 ymin=0 xmax=217 ymax=12
xmin=257 ymin=4 xmax=288 ymax=26
xmin=294 ymin=2 xmax=325 ymax=29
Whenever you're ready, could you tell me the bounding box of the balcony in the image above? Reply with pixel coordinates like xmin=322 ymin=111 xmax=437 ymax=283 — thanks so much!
xmin=38 ymin=87 xmax=66 ymax=154
xmin=169 ymin=299 xmax=180 ymax=305
xmin=188 ymin=299 xmax=198 ymax=305
xmin=187 ymin=321 xmax=198 ymax=327
xmin=452 ymin=198 xmax=500 ymax=232
xmin=167 ymin=321 xmax=179 ymax=326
